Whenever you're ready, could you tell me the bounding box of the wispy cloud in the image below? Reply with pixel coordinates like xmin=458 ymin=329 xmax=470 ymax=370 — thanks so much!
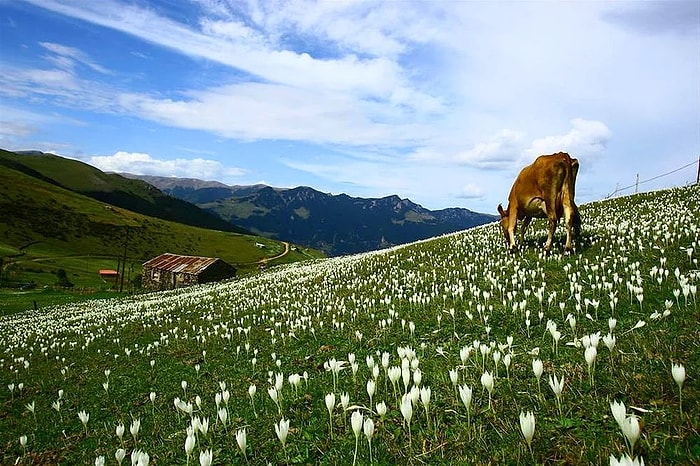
xmin=0 ymin=104 xmax=84 ymax=151
xmin=23 ymin=0 xmax=436 ymax=109
xmin=117 ymin=83 xmax=437 ymax=147
xmin=39 ymin=42 xmax=110 ymax=74
xmin=8 ymin=0 xmax=445 ymax=148
xmin=456 ymin=183 xmax=485 ymax=201
xmin=86 ymin=151 xmax=245 ymax=180
xmin=453 ymin=130 xmax=527 ymax=170
xmin=0 ymin=60 xmax=121 ymax=115
xmin=0 ymin=120 xmax=35 ymax=138
xmin=526 ymin=119 xmax=612 ymax=161
xmin=409 ymin=119 xmax=611 ymax=172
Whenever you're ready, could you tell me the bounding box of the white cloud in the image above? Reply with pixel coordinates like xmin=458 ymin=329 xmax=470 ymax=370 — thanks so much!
xmin=23 ymin=0 xmax=435 ymax=109
xmin=39 ymin=41 xmax=110 ymax=74
xmin=0 ymin=104 xmax=84 ymax=151
xmin=87 ymin=151 xmax=245 ymax=180
xmin=457 ymin=183 xmax=484 ymax=200
xmin=0 ymin=120 xmax=35 ymax=139
xmin=5 ymin=0 xmax=446 ymax=147
xmin=527 ymin=119 xmax=612 ymax=159
xmin=410 ymin=119 xmax=610 ymax=174
xmin=118 ymin=82 xmax=436 ymax=147
xmin=194 ymin=0 xmax=443 ymax=58
xmin=22 ymin=68 xmax=79 ymax=91
xmin=0 ymin=62 xmax=124 ymax=114
xmin=199 ymin=18 xmax=265 ymax=45
xmin=453 ymin=130 xmax=526 ymax=169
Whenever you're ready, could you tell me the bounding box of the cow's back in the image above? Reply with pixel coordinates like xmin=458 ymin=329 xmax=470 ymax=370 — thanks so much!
xmin=508 ymin=152 xmax=577 ymax=216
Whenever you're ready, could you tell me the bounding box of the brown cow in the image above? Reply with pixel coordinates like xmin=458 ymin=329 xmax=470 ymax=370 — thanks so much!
xmin=497 ymin=152 xmax=581 ymax=252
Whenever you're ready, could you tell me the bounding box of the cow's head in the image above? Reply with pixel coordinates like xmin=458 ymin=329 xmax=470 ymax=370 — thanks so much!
xmin=497 ymin=203 xmax=511 ymax=245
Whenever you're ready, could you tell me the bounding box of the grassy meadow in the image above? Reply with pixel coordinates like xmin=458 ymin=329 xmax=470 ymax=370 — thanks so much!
xmin=0 ymin=164 xmax=321 ymax=315
xmin=0 ymin=185 xmax=698 ymax=465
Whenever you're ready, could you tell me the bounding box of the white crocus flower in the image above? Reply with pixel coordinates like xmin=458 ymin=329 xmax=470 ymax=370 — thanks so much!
xmin=364 ymin=417 xmax=375 ymax=463
xmin=78 ymin=410 xmax=90 ymax=434
xmin=376 ymin=401 xmax=387 ymax=419
xmin=275 ymin=417 xmax=290 ymax=461
xmin=671 ymin=363 xmax=686 ymax=414
xmin=519 ymin=411 xmax=536 ymax=455
xmin=236 ymin=428 xmax=247 ymax=460
xmin=198 ymin=448 xmax=213 ymax=466
xmin=400 ymin=395 xmax=413 ymax=447
xmin=481 ymin=371 xmax=495 ymax=410
xmin=325 ymin=392 xmax=336 ymax=438
xmin=351 ymin=410 xmax=363 ymax=466
xmin=458 ymin=384 xmax=473 ymax=430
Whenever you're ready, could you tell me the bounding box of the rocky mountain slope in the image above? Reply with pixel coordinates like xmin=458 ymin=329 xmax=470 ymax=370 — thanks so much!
xmin=128 ymin=175 xmax=497 ymax=256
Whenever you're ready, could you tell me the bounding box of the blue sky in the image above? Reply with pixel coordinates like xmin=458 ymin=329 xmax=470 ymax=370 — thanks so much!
xmin=1 ymin=0 xmax=698 ymax=212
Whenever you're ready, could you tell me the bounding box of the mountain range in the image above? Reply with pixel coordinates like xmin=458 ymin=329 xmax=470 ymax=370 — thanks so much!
xmin=125 ymin=174 xmax=498 ymax=256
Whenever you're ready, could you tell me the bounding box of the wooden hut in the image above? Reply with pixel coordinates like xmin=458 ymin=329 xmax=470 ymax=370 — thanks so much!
xmin=141 ymin=253 xmax=236 ymax=291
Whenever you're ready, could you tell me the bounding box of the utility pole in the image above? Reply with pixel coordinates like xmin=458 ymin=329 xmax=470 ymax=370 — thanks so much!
xmin=116 ymin=256 xmax=121 ymax=288
xmin=635 ymin=174 xmax=639 ymax=194
xmin=696 ymin=154 xmax=699 ymax=185
xmin=119 ymin=226 xmax=129 ymax=293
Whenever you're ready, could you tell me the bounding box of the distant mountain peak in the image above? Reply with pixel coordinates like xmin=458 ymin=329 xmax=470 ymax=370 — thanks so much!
xmin=128 ymin=174 xmax=498 ymax=256
xmin=15 ymin=150 xmax=51 ymax=156
xmin=120 ymin=173 xmax=231 ymax=190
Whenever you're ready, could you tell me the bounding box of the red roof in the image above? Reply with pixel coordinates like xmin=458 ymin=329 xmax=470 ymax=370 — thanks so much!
xmin=142 ymin=253 xmax=220 ymax=274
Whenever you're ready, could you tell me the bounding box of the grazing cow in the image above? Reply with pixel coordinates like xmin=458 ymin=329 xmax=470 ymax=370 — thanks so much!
xmin=497 ymin=152 xmax=581 ymax=252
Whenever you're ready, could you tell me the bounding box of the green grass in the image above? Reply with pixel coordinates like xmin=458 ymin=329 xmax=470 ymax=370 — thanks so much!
xmin=0 ymin=254 xmax=137 ymax=316
xmin=0 ymin=288 xmax=123 ymax=315
xmin=0 ymin=185 xmax=698 ymax=465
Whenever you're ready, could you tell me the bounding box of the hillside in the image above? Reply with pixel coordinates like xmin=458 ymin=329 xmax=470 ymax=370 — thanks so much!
xmin=0 ymin=161 xmax=320 ymax=304
xmin=0 ymin=185 xmax=697 ymax=464
xmin=127 ymin=174 xmax=498 ymax=255
xmin=0 ymin=150 xmax=248 ymax=234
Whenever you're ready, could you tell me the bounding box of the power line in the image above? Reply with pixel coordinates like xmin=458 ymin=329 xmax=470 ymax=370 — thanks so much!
xmin=606 ymin=158 xmax=698 ymax=198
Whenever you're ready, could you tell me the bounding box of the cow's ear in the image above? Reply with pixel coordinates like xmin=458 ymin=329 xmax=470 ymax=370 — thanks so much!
xmin=497 ymin=204 xmax=506 ymax=217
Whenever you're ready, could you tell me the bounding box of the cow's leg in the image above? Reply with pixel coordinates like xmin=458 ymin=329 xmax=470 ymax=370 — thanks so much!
xmin=562 ymin=204 xmax=578 ymax=251
xmin=544 ymin=203 xmax=557 ymax=253
xmin=520 ymin=216 xmax=532 ymax=245
xmin=508 ymin=211 xmax=518 ymax=251
xmin=544 ymin=218 xmax=556 ymax=252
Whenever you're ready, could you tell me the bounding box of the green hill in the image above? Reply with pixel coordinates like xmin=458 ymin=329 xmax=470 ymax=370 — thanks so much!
xmin=0 ymin=185 xmax=697 ymax=465
xmin=0 ymin=149 xmax=248 ymax=234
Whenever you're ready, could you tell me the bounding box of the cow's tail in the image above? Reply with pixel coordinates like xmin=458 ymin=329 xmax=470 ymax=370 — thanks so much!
xmin=568 ymin=158 xmax=579 ymax=200
xmin=572 ymin=203 xmax=582 ymax=238
xmin=562 ymin=155 xmax=581 ymax=238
